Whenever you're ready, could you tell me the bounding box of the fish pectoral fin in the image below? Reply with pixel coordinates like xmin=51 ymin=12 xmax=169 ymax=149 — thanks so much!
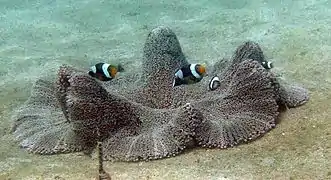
xmin=173 ymin=78 xmax=180 ymax=87
xmin=184 ymin=76 xmax=199 ymax=85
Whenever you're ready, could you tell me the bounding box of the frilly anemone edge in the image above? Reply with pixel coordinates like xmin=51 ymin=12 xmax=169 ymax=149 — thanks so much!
xmin=10 ymin=26 xmax=309 ymax=162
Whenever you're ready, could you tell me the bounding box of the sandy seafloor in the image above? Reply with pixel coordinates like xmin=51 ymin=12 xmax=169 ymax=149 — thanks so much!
xmin=0 ymin=0 xmax=330 ymax=179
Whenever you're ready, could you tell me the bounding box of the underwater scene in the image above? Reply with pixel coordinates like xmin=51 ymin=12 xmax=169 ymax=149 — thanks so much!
xmin=0 ymin=0 xmax=330 ymax=179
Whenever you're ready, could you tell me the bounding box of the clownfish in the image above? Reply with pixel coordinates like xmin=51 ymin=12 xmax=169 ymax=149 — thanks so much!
xmin=88 ymin=63 xmax=124 ymax=81
xmin=209 ymin=75 xmax=221 ymax=91
xmin=173 ymin=63 xmax=207 ymax=87
xmin=261 ymin=61 xmax=273 ymax=69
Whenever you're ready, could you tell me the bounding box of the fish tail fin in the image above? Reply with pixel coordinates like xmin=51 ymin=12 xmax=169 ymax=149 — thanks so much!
xmin=88 ymin=71 xmax=95 ymax=77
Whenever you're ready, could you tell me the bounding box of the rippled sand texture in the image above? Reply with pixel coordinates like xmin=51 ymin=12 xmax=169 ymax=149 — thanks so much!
xmin=0 ymin=0 xmax=330 ymax=179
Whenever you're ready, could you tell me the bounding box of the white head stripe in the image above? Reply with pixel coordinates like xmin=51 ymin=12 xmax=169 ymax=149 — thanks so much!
xmin=175 ymin=69 xmax=184 ymax=79
xmin=90 ymin=66 xmax=97 ymax=73
xmin=262 ymin=61 xmax=273 ymax=68
xmin=190 ymin=64 xmax=201 ymax=79
xmin=102 ymin=63 xmax=111 ymax=78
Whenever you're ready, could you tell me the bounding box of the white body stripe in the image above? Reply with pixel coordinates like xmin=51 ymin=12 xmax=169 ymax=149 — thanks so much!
xmin=90 ymin=66 xmax=97 ymax=73
xmin=190 ymin=64 xmax=201 ymax=79
xmin=175 ymin=69 xmax=184 ymax=79
xmin=102 ymin=63 xmax=111 ymax=78
xmin=267 ymin=61 xmax=272 ymax=69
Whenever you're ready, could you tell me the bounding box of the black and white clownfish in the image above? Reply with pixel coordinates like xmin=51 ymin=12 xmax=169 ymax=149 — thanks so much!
xmin=88 ymin=62 xmax=124 ymax=81
xmin=173 ymin=63 xmax=207 ymax=87
xmin=209 ymin=75 xmax=221 ymax=91
xmin=261 ymin=61 xmax=273 ymax=69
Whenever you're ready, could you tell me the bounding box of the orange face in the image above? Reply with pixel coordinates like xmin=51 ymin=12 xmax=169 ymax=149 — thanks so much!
xmin=197 ymin=64 xmax=206 ymax=76
xmin=108 ymin=66 xmax=118 ymax=78
xmin=110 ymin=67 xmax=117 ymax=78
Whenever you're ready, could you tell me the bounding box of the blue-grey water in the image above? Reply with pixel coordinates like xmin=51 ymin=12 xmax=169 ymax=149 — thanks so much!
xmin=1 ymin=0 xmax=330 ymax=179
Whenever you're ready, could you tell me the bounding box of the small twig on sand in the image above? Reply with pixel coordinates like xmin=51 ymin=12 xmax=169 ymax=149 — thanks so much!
xmin=96 ymin=128 xmax=111 ymax=180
